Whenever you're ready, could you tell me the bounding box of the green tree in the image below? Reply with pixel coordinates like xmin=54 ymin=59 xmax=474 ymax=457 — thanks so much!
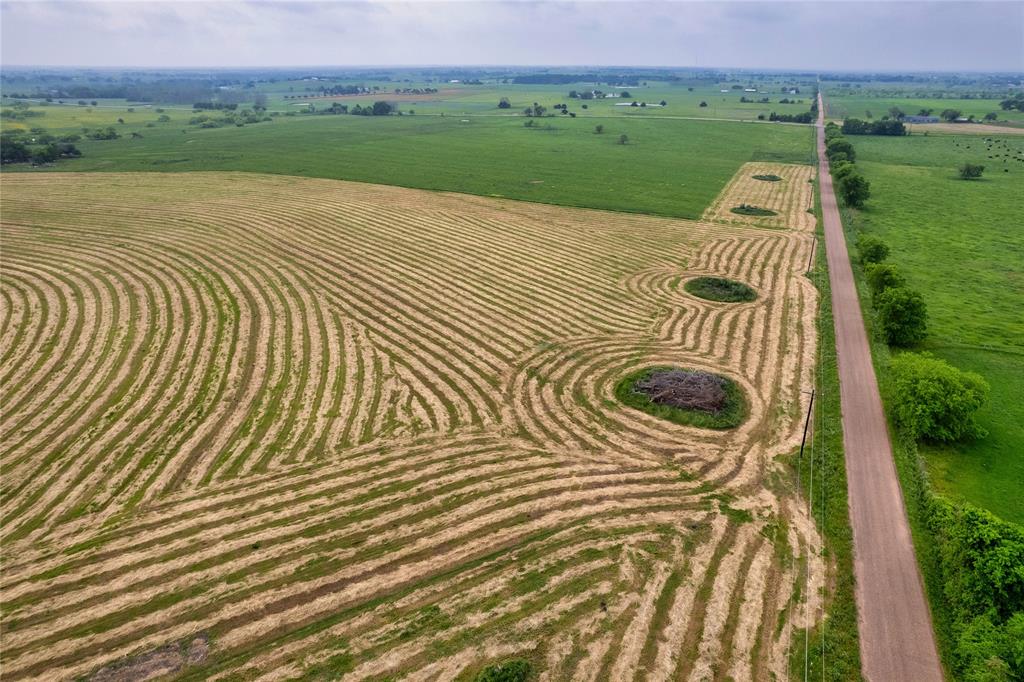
xmin=856 ymin=233 xmax=889 ymax=264
xmin=826 ymin=138 xmax=855 ymax=163
xmin=865 ymin=262 xmax=905 ymax=300
xmin=497 ymin=97 xmax=511 ymax=109
xmin=831 ymin=160 xmax=855 ymax=181
xmin=890 ymin=353 xmax=989 ymax=440
xmin=838 ymin=173 xmax=871 ymax=208
xmin=876 ymin=288 xmax=928 ymax=346
xmin=984 ymin=112 xmax=998 ymax=122
xmin=941 ymin=108 xmax=963 ymax=122
xmin=618 ymin=133 xmax=629 ymax=145
xmin=959 ymin=163 xmax=985 ymax=180
xmin=594 ymin=124 xmax=604 ymax=134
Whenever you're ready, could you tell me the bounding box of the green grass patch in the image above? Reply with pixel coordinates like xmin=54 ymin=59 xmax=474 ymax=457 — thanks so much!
xmin=614 ymin=366 xmax=747 ymax=429
xmin=683 ymin=276 xmax=757 ymax=303
xmin=752 ymin=173 xmax=783 ymax=181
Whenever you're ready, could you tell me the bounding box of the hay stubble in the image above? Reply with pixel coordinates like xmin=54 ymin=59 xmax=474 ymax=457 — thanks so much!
xmin=1 ymin=170 xmax=820 ymax=680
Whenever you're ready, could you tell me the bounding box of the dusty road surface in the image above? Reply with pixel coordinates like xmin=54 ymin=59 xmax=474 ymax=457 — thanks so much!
xmin=816 ymin=94 xmax=944 ymax=681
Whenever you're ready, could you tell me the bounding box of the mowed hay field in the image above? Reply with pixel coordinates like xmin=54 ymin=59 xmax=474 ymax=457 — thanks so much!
xmin=1 ymin=170 xmax=820 ymax=680
xmin=702 ymin=163 xmax=815 ymax=231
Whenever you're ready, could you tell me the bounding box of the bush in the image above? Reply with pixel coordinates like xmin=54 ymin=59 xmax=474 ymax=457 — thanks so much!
xmin=928 ymin=499 xmax=1024 ymax=679
xmin=875 ymin=287 xmax=928 ymax=346
xmin=730 ymin=204 xmax=777 ymax=216
xmin=474 ymin=659 xmax=531 ymax=682
xmin=865 ymin=262 xmax=905 ymax=300
xmin=856 ymin=233 xmax=889 ymax=264
xmin=497 ymin=97 xmax=511 ymax=109
xmin=683 ymin=276 xmax=757 ymax=302
xmin=959 ymin=163 xmax=985 ymax=180
xmin=890 ymin=353 xmax=988 ymax=441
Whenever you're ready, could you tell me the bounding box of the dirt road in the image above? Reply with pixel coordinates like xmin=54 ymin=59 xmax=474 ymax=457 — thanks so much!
xmin=816 ymin=94 xmax=944 ymax=681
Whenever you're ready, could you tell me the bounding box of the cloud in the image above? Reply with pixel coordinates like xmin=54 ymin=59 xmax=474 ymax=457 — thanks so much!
xmin=1 ymin=0 xmax=1021 ymax=70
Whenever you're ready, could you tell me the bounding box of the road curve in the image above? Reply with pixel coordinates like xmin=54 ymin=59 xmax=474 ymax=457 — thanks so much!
xmin=816 ymin=93 xmax=944 ymax=681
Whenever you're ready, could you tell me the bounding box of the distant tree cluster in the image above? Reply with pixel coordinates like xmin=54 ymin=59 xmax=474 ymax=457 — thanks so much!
xmin=999 ymin=93 xmax=1024 ymax=111
xmin=522 ymin=103 xmax=547 ymax=117
xmin=841 ymin=118 xmax=907 ymax=136
xmin=769 ymin=111 xmax=815 ymax=123
xmin=193 ymin=101 xmax=238 ymax=111
xmin=1 ymin=133 xmax=81 ymax=165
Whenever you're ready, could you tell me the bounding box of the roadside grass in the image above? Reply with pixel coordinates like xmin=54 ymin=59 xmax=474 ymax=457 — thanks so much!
xmin=786 ymin=184 xmax=861 ymax=682
xmin=847 ymin=133 xmax=1024 ymax=524
xmin=4 ymin=113 xmax=814 ymax=219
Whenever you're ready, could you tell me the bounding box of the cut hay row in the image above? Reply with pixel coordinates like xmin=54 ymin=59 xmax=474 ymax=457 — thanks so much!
xmin=0 ymin=170 xmax=821 ymax=680
xmin=702 ymin=162 xmax=816 ymax=231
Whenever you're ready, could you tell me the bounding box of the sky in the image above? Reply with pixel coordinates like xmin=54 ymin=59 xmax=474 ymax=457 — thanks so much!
xmin=1 ymin=0 xmax=1022 ymax=72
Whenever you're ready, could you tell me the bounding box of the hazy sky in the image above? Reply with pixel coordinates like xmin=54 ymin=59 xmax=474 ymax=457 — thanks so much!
xmin=2 ymin=0 xmax=1022 ymax=71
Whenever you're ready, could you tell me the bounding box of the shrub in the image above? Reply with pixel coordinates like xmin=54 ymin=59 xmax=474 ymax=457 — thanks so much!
xmin=864 ymin=262 xmax=905 ymax=300
xmin=928 ymin=499 xmax=1024 ymax=678
xmin=474 ymin=659 xmax=531 ymax=682
xmin=752 ymin=174 xmax=782 ymax=182
xmin=497 ymin=97 xmax=511 ymax=109
xmin=875 ymin=287 xmax=928 ymax=346
xmin=683 ymin=276 xmax=757 ymax=302
xmin=855 ymin=233 xmax=889 ymax=264
xmin=959 ymin=163 xmax=985 ymax=180
xmin=890 ymin=353 xmax=989 ymax=441
xmin=618 ymin=134 xmax=628 ymax=145
xmin=730 ymin=204 xmax=777 ymax=216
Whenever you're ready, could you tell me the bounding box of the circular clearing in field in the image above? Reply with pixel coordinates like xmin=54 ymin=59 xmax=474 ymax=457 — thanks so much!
xmin=752 ymin=174 xmax=783 ymax=182
xmin=683 ymin=276 xmax=757 ymax=303
xmin=730 ymin=204 xmax=777 ymax=216
xmin=615 ymin=367 xmax=747 ymax=429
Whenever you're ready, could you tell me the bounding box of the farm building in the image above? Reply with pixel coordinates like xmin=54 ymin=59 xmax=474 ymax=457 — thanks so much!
xmin=904 ymin=115 xmax=940 ymax=123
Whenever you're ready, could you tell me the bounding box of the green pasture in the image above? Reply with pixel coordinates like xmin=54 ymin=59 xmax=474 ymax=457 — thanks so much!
xmin=823 ymin=92 xmax=1024 ymax=124
xmin=850 ymin=133 xmax=1024 ymax=523
xmin=4 ymin=111 xmax=815 ymax=219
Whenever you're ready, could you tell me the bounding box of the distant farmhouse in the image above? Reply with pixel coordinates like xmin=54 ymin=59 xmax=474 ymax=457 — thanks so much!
xmin=903 ymin=115 xmax=940 ymax=123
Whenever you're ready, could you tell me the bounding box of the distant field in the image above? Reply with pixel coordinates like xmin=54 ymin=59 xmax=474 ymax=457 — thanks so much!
xmin=823 ymin=92 xmax=1024 ymax=125
xmin=1 ymin=170 xmax=822 ymax=680
xmin=847 ymin=133 xmax=1024 ymax=523
xmin=4 ymin=112 xmax=814 ymax=218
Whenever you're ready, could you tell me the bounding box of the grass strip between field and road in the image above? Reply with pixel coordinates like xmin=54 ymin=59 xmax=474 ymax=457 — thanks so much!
xmin=786 ymin=178 xmax=861 ymax=682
